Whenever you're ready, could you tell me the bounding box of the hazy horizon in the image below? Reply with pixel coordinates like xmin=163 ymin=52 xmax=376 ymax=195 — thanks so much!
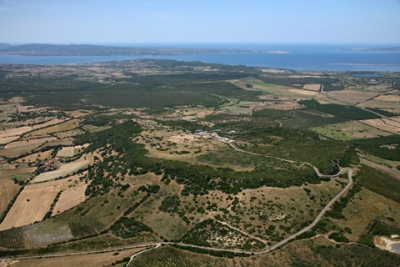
xmin=1 ymin=0 xmax=399 ymax=44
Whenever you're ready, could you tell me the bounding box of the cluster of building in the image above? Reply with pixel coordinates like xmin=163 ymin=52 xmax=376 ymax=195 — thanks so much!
xmin=194 ymin=129 xmax=231 ymax=143
xmin=44 ymin=156 xmax=60 ymax=171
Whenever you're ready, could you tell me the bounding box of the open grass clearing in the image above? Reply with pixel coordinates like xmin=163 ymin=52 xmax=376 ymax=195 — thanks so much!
xmin=31 ymin=156 xmax=92 ymax=183
xmin=312 ymin=121 xmax=392 ymax=141
xmin=81 ymin=124 xmax=111 ymax=133
xmin=328 ymin=90 xmax=379 ymax=105
xmin=212 ymin=179 xmax=344 ymax=244
xmin=250 ymin=82 xmax=314 ymax=98
xmin=137 ymin=128 xmax=236 ymax=169
xmin=174 ymin=105 xmax=214 ymax=119
xmin=330 ymin=187 xmax=400 ymax=242
xmin=55 ymin=128 xmax=85 ymax=138
xmin=56 ymin=144 xmax=89 ymax=158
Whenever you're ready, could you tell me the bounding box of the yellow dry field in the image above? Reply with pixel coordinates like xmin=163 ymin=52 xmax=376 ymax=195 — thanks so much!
xmin=28 ymin=119 xmax=80 ymax=137
xmin=360 ymin=118 xmax=400 ymax=134
xmin=0 ymin=126 xmax=32 ymax=143
xmin=31 ymin=118 xmax=66 ymax=129
xmin=328 ymin=90 xmax=379 ymax=105
xmin=0 ymin=119 xmax=67 ymax=144
xmin=16 ymin=149 xmax=53 ymax=163
xmin=0 ymin=178 xmax=85 ymax=231
xmin=288 ymin=88 xmax=317 ymax=96
xmin=5 ymin=137 xmax=56 ymax=149
xmin=0 ymin=179 xmax=20 ymax=215
xmin=303 ymin=84 xmax=321 ymax=91
xmin=31 ymin=156 xmax=92 ymax=183
xmin=360 ymin=95 xmax=400 ymax=111
xmin=0 ymin=136 xmax=20 ymax=145
xmin=52 ymin=179 xmax=87 ymax=216
xmin=0 ymin=185 xmax=58 ymax=230
xmin=374 ymin=95 xmax=400 ymax=102
xmin=8 ymin=247 xmax=145 ymax=267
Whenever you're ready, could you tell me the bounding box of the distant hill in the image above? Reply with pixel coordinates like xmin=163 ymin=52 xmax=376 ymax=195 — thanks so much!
xmin=343 ymin=47 xmax=400 ymax=52
xmin=0 ymin=43 xmax=288 ymax=56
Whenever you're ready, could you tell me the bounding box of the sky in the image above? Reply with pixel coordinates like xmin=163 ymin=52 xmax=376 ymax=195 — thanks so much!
xmin=0 ymin=0 xmax=399 ymax=45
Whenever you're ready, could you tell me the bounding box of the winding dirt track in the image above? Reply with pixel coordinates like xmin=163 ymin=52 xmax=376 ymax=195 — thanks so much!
xmin=0 ymin=142 xmax=354 ymax=265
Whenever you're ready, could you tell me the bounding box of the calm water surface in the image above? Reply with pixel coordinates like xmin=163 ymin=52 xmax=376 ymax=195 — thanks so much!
xmin=1 ymin=44 xmax=399 ymax=72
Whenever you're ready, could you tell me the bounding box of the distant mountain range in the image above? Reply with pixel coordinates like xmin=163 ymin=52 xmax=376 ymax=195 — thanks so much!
xmin=343 ymin=47 xmax=400 ymax=52
xmin=0 ymin=43 xmax=289 ymax=56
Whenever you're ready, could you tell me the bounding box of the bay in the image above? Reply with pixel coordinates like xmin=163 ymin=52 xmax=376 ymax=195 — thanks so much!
xmin=0 ymin=44 xmax=399 ymax=72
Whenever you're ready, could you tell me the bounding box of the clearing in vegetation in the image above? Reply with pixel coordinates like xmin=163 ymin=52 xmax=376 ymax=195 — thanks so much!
xmin=312 ymin=121 xmax=392 ymax=140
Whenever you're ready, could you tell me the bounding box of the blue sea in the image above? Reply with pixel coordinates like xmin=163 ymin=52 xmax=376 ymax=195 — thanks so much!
xmin=0 ymin=44 xmax=399 ymax=72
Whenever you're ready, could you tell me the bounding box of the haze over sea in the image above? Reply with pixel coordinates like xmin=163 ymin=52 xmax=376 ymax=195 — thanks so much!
xmin=0 ymin=43 xmax=399 ymax=72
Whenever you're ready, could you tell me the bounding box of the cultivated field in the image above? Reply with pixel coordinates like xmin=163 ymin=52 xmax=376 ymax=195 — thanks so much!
xmin=358 ymin=94 xmax=400 ymax=110
xmin=5 ymin=137 xmax=56 ymax=149
xmin=0 ymin=177 xmax=87 ymax=231
xmin=360 ymin=117 xmax=400 ymax=134
xmin=28 ymin=119 xmax=80 ymax=137
xmin=31 ymin=156 xmax=91 ymax=183
xmin=303 ymin=83 xmax=321 ymax=91
xmin=0 ymin=179 xmax=20 ymax=215
xmin=52 ymin=181 xmax=87 ymax=216
xmin=328 ymin=90 xmax=379 ymax=105
xmin=0 ymin=183 xmax=59 ymax=230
